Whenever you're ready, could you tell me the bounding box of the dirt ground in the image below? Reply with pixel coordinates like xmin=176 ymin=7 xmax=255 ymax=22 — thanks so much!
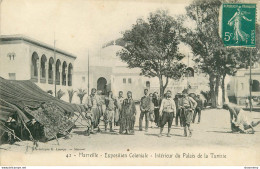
xmin=1 ymin=107 xmax=260 ymax=152
xmin=1 ymin=107 xmax=260 ymax=166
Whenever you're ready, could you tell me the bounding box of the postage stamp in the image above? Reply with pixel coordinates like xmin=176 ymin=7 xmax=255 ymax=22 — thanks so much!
xmin=222 ymin=3 xmax=256 ymax=47
xmin=0 ymin=0 xmax=260 ymax=167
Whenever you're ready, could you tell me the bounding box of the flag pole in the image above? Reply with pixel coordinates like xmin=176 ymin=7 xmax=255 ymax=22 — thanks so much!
xmin=88 ymin=50 xmax=90 ymax=95
xmin=54 ymin=33 xmax=57 ymax=97
xmin=249 ymin=49 xmax=252 ymax=112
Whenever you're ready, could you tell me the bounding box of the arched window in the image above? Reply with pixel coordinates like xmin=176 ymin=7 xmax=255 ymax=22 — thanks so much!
xmin=128 ymin=78 xmax=132 ymax=84
xmin=31 ymin=52 xmax=39 ymax=81
xmin=252 ymin=80 xmax=260 ymax=92
xmin=68 ymin=63 xmax=73 ymax=86
xmin=146 ymin=81 xmax=150 ymax=88
xmin=56 ymin=59 xmax=61 ymax=85
xmin=62 ymin=61 xmax=67 ymax=86
xmin=48 ymin=57 xmax=54 ymax=84
xmin=185 ymin=67 xmax=194 ymax=77
xmin=227 ymin=84 xmax=231 ymax=90
xmin=40 ymin=55 xmax=47 ymax=83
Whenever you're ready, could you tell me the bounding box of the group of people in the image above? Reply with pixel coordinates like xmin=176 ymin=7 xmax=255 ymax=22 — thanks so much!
xmin=84 ymin=87 xmax=204 ymax=137
xmin=84 ymin=88 xmax=137 ymax=135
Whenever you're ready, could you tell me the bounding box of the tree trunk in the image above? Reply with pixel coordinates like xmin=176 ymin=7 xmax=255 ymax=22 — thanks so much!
xmin=221 ymin=73 xmax=226 ymax=104
xmin=209 ymin=74 xmax=216 ymax=108
xmin=215 ymin=75 xmax=221 ymax=107
xmin=80 ymin=98 xmax=83 ymax=104
xmin=163 ymin=77 xmax=169 ymax=92
xmin=159 ymin=75 xmax=164 ymax=97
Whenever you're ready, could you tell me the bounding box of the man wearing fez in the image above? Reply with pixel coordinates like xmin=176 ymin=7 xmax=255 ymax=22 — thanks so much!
xmin=158 ymin=90 xmax=176 ymax=137
xmin=179 ymin=89 xmax=197 ymax=137
xmin=85 ymin=88 xmax=102 ymax=133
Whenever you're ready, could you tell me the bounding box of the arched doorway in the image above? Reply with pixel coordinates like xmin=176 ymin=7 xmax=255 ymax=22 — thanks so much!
xmin=185 ymin=67 xmax=194 ymax=77
xmin=31 ymin=52 xmax=39 ymax=81
xmin=56 ymin=59 xmax=61 ymax=85
xmin=62 ymin=61 xmax=67 ymax=86
xmin=40 ymin=55 xmax=47 ymax=83
xmin=48 ymin=57 xmax=54 ymax=84
xmin=68 ymin=63 xmax=73 ymax=86
xmin=97 ymin=77 xmax=107 ymax=95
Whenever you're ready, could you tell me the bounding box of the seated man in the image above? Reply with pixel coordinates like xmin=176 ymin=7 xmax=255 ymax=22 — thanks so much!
xmin=223 ymin=103 xmax=260 ymax=134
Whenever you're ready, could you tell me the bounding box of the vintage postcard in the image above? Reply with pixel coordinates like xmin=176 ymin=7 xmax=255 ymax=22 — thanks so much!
xmin=0 ymin=0 xmax=260 ymax=167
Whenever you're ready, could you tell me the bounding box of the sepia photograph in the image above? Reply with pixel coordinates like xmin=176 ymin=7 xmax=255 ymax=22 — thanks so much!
xmin=0 ymin=0 xmax=259 ymax=167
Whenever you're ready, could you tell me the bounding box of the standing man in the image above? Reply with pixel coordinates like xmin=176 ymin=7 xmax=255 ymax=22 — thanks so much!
xmin=193 ymin=95 xmax=203 ymax=124
xmin=104 ymin=91 xmax=117 ymax=132
xmin=152 ymin=92 xmax=160 ymax=127
xmin=85 ymin=88 xmax=102 ymax=133
xmin=179 ymin=89 xmax=197 ymax=137
xmin=120 ymin=91 xmax=137 ymax=135
xmin=158 ymin=90 xmax=176 ymax=137
xmin=115 ymin=91 xmax=124 ymax=127
xmin=139 ymin=89 xmax=150 ymax=132
xmin=245 ymin=98 xmax=249 ymax=108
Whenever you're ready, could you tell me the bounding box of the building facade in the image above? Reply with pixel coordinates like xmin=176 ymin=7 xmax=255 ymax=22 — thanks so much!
xmin=227 ymin=60 xmax=260 ymax=105
xmin=0 ymin=35 xmax=76 ymax=101
xmin=74 ymin=44 xmax=210 ymax=101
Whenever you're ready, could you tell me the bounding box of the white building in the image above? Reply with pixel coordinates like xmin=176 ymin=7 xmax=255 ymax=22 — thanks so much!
xmin=0 ymin=35 xmax=76 ymax=101
xmin=74 ymin=44 xmax=210 ymax=101
xmin=227 ymin=60 xmax=260 ymax=105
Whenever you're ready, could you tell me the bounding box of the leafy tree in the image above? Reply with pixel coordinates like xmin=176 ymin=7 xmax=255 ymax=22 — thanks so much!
xmin=77 ymin=89 xmax=87 ymax=104
xmin=181 ymin=0 xmax=259 ymax=107
xmin=117 ymin=9 xmax=186 ymax=97
xmin=67 ymin=89 xmax=76 ymax=103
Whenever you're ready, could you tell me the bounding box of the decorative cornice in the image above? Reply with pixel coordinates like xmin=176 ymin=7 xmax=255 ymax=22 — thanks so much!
xmin=0 ymin=34 xmax=77 ymax=59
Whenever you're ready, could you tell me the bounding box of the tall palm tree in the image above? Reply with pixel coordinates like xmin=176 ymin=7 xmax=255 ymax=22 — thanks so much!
xmin=67 ymin=89 xmax=76 ymax=103
xmin=77 ymin=89 xmax=87 ymax=104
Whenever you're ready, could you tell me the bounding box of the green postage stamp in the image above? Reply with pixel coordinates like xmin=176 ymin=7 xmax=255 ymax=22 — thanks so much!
xmin=222 ymin=3 xmax=256 ymax=47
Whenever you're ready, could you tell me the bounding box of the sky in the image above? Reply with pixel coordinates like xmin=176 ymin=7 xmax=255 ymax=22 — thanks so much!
xmin=1 ymin=0 xmax=259 ymax=71
xmin=0 ymin=0 xmax=192 ymax=70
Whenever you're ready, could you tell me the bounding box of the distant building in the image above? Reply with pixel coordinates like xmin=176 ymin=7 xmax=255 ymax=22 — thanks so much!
xmin=0 ymin=35 xmax=76 ymax=101
xmin=227 ymin=60 xmax=260 ymax=105
xmin=74 ymin=44 xmax=209 ymax=101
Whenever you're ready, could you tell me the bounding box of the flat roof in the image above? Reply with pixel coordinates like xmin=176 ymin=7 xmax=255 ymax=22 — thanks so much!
xmin=0 ymin=34 xmax=77 ymax=59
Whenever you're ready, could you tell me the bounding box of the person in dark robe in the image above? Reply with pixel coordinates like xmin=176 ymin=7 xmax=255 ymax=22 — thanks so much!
xmin=174 ymin=93 xmax=183 ymax=127
xmin=119 ymin=91 xmax=137 ymax=135
xmin=152 ymin=92 xmax=161 ymax=127
xmin=115 ymin=91 xmax=124 ymax=126
xmin=193 ymin=95 xmax=203 ymax=124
